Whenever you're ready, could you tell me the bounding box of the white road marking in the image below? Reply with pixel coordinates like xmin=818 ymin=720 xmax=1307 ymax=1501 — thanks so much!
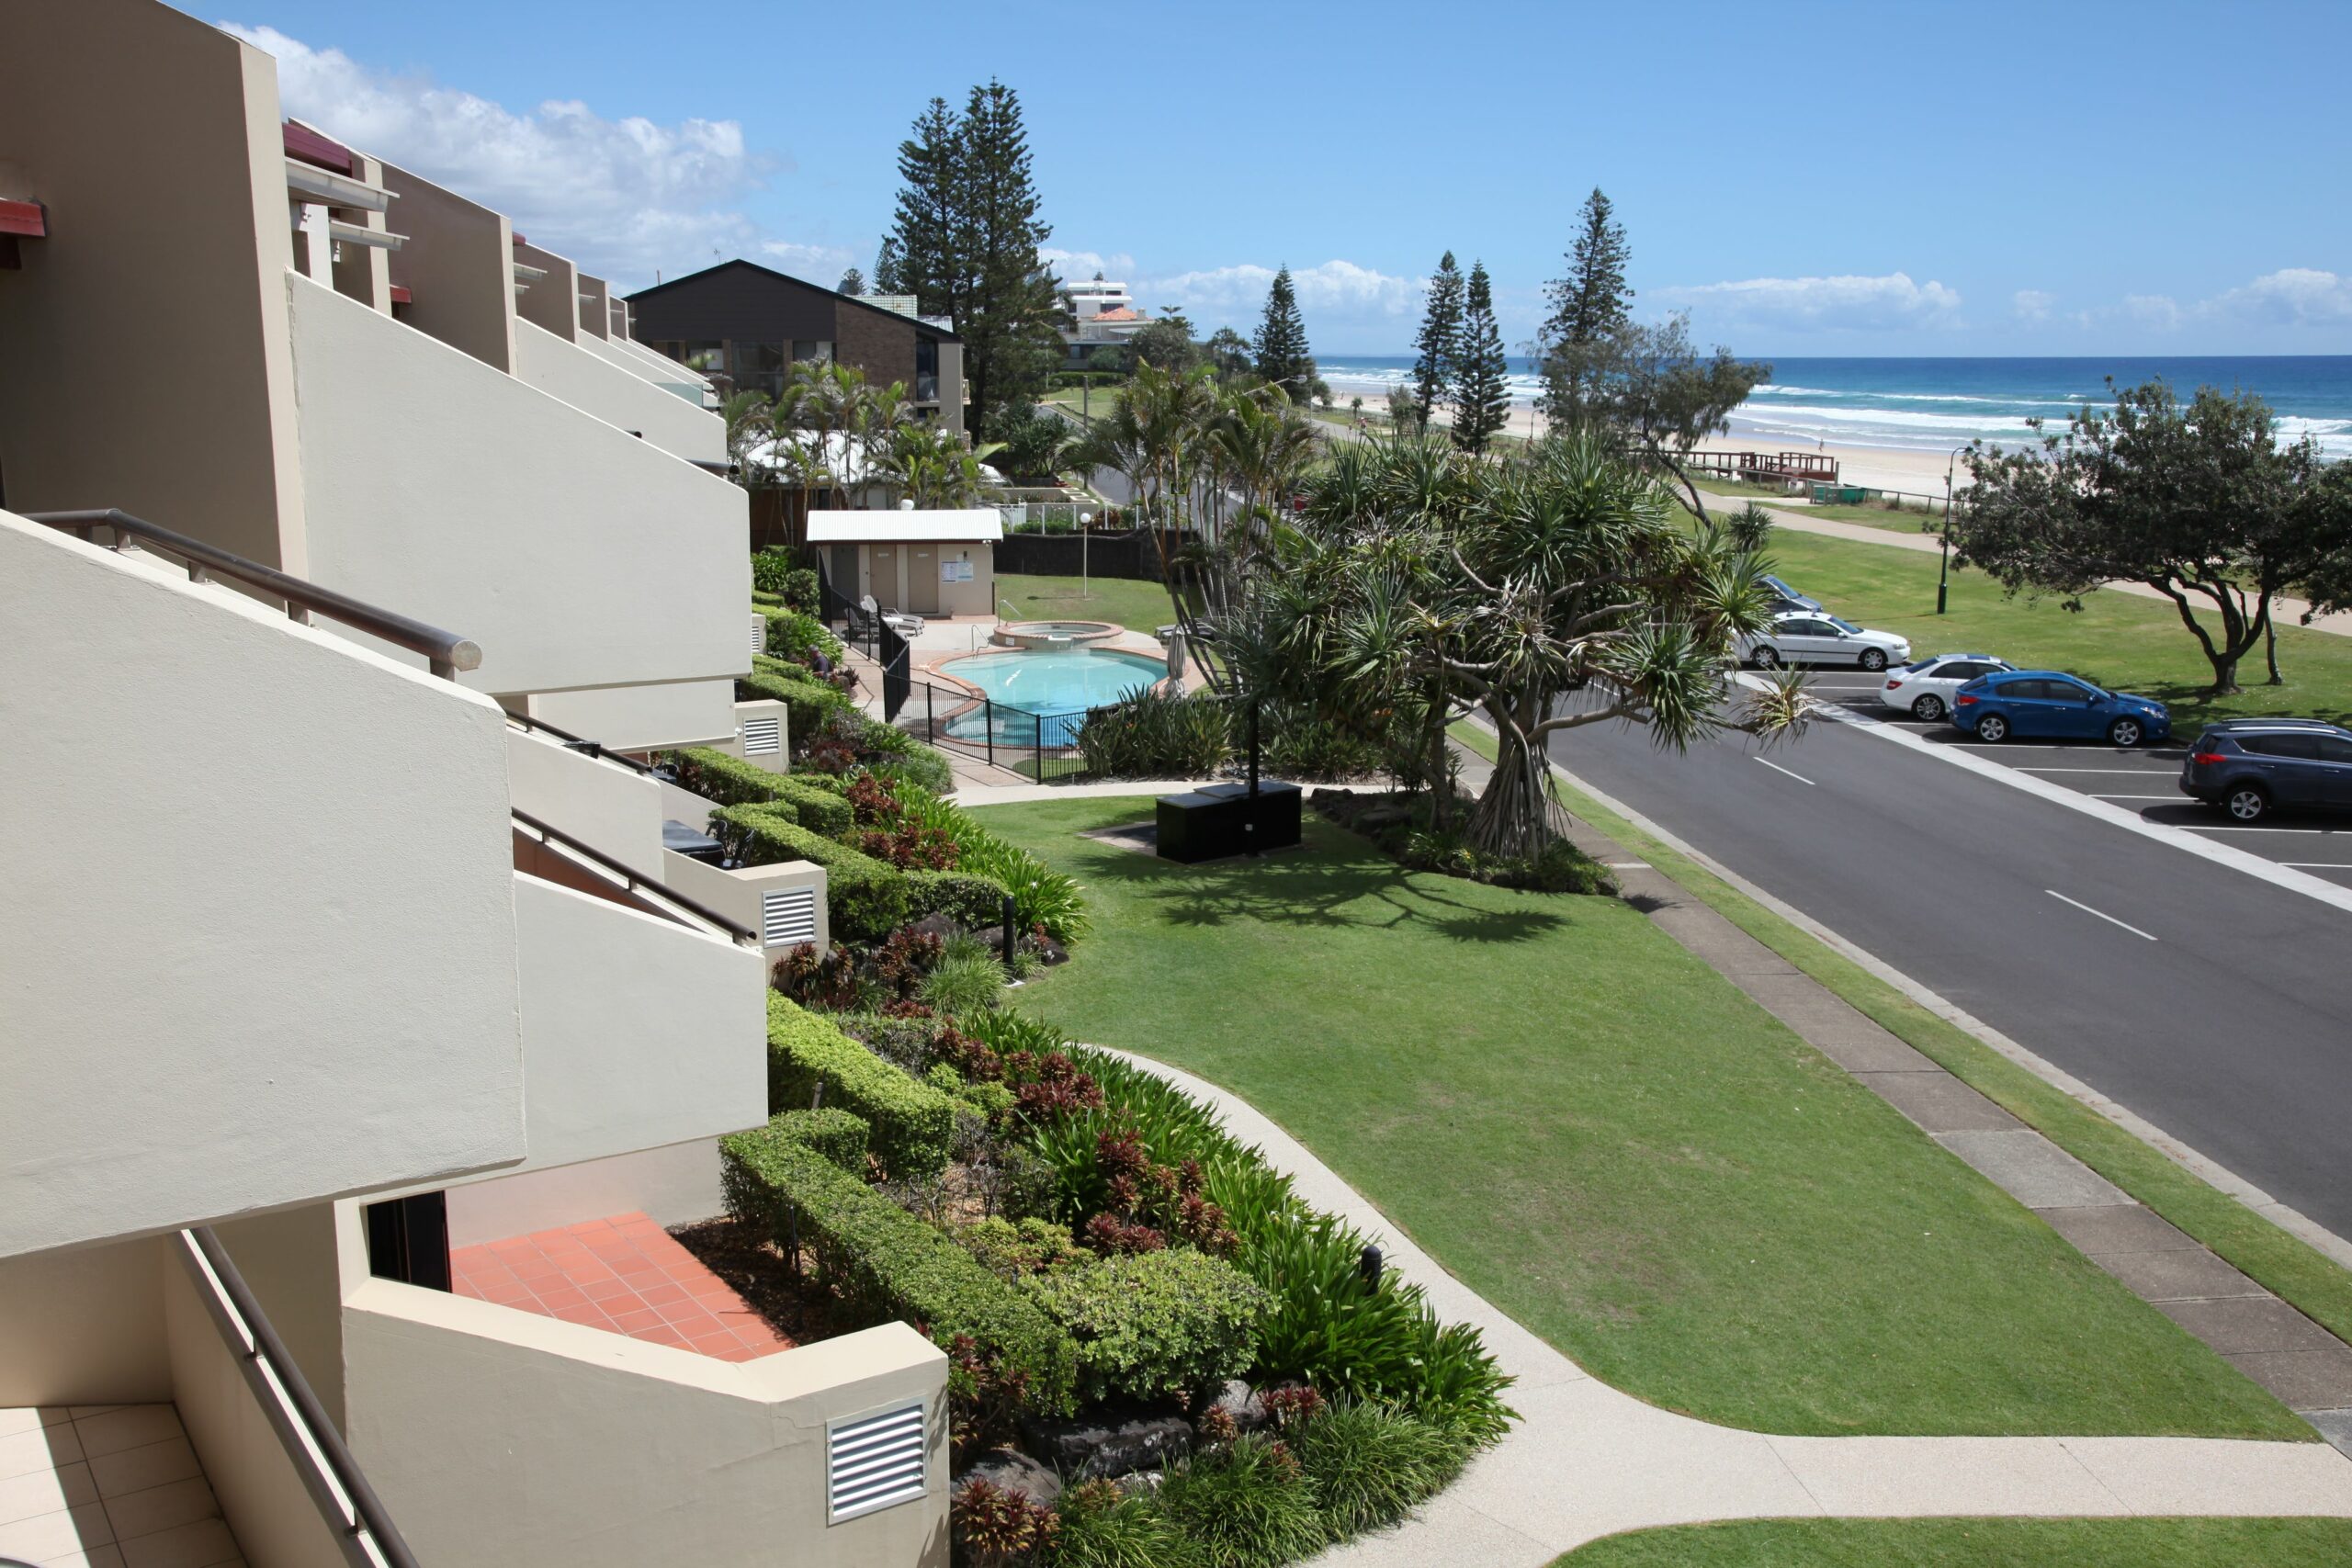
xmin=1754 ymin=757 xmax=1816 ymax=786
xmin=2046 ymin=889 xmax=2159 ymax=941
xmin=1744 ymin=672 xmax=2352 ymax=918
xmin=2089 ymin=794 xmax=2181 ymax=801
xmin=2280 ymin=862 xmax=2352 ymax=872
xmin=2018 ymin=767 xmax=2177 ymax=774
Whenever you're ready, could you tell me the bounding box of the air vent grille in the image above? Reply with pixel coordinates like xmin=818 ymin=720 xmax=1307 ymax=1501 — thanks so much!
xmin=742 ymin=716 xmax=783 ymax=756
xmin=761 ymin=886 xmax=818 ymax=949
xmin=827 ymin=1401 xmax=926 ymax=1522
xmin=751 ymin=613 xmax=766 ymax=655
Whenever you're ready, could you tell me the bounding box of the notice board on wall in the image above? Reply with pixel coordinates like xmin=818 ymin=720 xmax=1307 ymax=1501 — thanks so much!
xmin=941 ymin=559 xmax=974 ymax=582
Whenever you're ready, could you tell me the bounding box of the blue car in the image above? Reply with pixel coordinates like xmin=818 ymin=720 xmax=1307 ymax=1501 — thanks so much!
xmin=1950 ymin=670 xmax=2170 ymax=747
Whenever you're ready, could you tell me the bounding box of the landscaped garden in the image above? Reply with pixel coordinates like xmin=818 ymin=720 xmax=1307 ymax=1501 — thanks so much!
xmin=964 ymin=795 xmax=2307 ymax=1442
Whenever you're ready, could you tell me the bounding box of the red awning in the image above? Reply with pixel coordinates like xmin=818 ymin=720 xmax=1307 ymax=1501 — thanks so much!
xmin=0 ymin=199 xmax=47 ymax=237
xmin=283 ymin=120 xmax=355 ymax=175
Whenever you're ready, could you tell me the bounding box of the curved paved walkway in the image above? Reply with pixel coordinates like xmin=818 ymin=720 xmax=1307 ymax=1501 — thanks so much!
xmin=1100 ymin=1051 xmax=2352 ymax=1564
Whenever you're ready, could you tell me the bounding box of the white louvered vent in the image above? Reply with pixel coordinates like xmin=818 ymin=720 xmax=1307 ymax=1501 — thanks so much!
xmin=742 ymin=716 xmax=783 ymax=756
xmin=827 ymin=1401 xmax=926 ymax=1522
xmin=750 ymin=613 xmax=766 ymax=656
xmin=762 ymin=886 xmax=818 ymax=949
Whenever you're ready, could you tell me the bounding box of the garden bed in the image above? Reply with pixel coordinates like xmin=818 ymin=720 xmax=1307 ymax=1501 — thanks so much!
xmin=1312 ymin=786 xmax=1617 ymax=893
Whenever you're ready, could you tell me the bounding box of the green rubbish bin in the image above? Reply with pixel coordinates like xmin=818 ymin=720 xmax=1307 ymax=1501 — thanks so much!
xmin=1811 ymin=483 xmax=1867 ymax=505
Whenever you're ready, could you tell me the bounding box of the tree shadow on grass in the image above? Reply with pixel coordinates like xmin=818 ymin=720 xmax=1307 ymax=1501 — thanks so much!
xmin=1073 ymin=825 xmax=1578 ymax=947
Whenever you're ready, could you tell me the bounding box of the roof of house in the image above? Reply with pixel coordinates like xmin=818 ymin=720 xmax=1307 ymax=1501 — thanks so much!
xmin=623 ymin=258 xmax=961 ymax=342
xmin=1092 ymin=306 xmax=1141 ymax=321
xmin=807 ymin=509 xmax=1003 ymax=545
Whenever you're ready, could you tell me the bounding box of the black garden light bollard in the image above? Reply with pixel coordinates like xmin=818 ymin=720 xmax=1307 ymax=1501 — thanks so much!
xmin=1001 ymin=892 xmax=1018 ymax=974
xmin=1359 ymin=1244 xmax=1383 ymax=1287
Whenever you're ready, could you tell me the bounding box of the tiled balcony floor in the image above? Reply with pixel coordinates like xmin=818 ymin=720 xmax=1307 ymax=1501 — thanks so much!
xmin=450 ymin=1212 xmax=794 ymax=1362
xmin=0 ymin=1404 xmax=243 ymax=1567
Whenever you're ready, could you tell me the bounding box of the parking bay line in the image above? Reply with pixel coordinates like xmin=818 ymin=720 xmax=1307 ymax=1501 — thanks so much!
xmin=1753 ymin=757 xmax=1816 ymax=786
xmin=2047 ymin=889 xmax=2159 ymax=941
xmin=2088 ymin=794 xmax=2183 ymax=801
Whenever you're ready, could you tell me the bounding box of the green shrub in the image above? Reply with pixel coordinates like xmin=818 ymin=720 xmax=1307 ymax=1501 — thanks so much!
xmin=716 ymin=809 xmax=909 ymax=940
xmin=1288 ymin=1403 xmax=1462 ymax=1535
xmin=903 ymin=869 xmax=1012 ymax=930
xmin=762 ymin=1107 xmax=871 ymax=1173
xmin=958 ymin=1217 xmax=1089 ymax=1280
xmin=750 ymin=549 xmax=819 ymax=610
xmin=922 ymin=951 xmax=1005 ymax=1016
xmin=765 ymin=995 xmax=953 ymax=1178
xmin=1051 ymin=1481 xmax=1201 ymax=1568
xmin=664 ymin=748 xmax=854 ymax=836
xmin=1079 ymin=686 xmax=1230 ymax=778
xmin=859 ymin=721 xmax=956 ymax=795
xmin=887 ymin=780 xmax=1088 ymax=942
xmin=759 ymin=605 xmax=836 ymax=662
xmin=1023 ymin=1249 xmax=1270 ymax=1407
xmin=1157 ymin=1433 xmax=1326 ymax=1568
xmin=740 ymin=667 xmax=857 ymax=745
xmin=1261 ymin=708 xmax=1382 ymax=782
xmin=718 ymin=1122 xmax=1075 ymax=1412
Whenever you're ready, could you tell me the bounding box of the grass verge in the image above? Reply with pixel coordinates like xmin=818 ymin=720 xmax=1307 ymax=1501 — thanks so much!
xmin=1449 ymin=719 xmax=2352 ymax=1350
xmin=1555 ymin=1517 xmax=2352 ymax=1566
xmin=967 ymin=794 xmax=2304 ymax=1438
xmin=998 ymin=571 xmax=1181 ymax=638
xmin=1758 ymin=527 xmax=2352 ymax=727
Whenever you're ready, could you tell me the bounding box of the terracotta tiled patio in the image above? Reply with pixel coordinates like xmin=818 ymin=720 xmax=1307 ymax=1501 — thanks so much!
xmin=450 ymin=1213 xmax=792 ymax=1362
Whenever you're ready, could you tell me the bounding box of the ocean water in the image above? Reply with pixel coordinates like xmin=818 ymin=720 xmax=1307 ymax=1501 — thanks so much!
xmin=1315 ymin=355 xmax=2352 ymax=459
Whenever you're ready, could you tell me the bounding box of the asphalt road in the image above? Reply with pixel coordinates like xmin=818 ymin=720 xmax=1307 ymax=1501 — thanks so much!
xmin=1814 ymin=670 xmax=2352 ymax=886
xmin=1545 ymin=677 xmax=2352 ymax=1239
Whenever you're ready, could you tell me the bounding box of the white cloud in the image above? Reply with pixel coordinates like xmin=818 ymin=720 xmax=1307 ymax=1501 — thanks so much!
xmin=2201 ymin=267 xmax=2352 ymax=325
xmin=1040 ymin=248 xmax=1138 ymax=281
xmin=1139 ymin=259 xmax=1417 ymax=316
xmin=763 ymin=240 xmax=855 ymax=278
xmin=221 ymin=22 xmax=826 ymax=288
xmin=2012 ymin=289 xmax=2056 ymax=321
xmin=2122 ymin=294 xmax=2185 ymax=330
xmin=1655 ymin=270 xmax=1961 ymax=330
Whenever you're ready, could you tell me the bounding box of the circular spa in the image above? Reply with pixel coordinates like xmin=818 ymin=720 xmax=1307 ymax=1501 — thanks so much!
xmin=937 ymin=646 xmax=1168 ymax=747
xmin=991 ymin=619 xmax=1124 ymax=649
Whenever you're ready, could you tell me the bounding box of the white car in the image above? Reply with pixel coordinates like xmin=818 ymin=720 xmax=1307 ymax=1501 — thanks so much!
xmin=1876 ymin=653 xmax=2016 ymax=724
xmin=1740 ymin=612 xmax=1913 ymax=672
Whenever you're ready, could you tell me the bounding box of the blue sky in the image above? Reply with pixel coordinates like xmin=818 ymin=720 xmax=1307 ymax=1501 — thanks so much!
xmin=221 ymin=0 xmax=2352 ymax=356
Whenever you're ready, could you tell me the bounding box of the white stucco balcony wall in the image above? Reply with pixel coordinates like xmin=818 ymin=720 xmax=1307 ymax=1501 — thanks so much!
xmin=505 ymin=724 xmax=667 ymax=871
xmin=526 ymin=675 xmax=739 ymax=753
xmin=0 ymin=513 xmax=525 ymax=1258
xmin=513 ymin=319 xmax=725 ymax=464
xmin=286 ymin=274 xmax=748 ymax=701
xmin=503 ymin=872 xmax=766 ymax=1176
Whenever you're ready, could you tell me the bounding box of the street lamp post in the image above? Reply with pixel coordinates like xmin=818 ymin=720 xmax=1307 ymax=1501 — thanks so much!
xmin=1937 ymin=445 xmax=1966 ymax=615
xmin=1079 ymin=510 xmax=1093 ymax=602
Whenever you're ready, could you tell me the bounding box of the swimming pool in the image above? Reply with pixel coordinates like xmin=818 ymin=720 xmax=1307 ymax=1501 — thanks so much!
xmin=938 ymin=648 xmax=1167 ymax=745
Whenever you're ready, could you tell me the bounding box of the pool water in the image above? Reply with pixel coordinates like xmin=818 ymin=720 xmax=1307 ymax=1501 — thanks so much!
xmin=940 ymin=648 xmax=1166 ymax=745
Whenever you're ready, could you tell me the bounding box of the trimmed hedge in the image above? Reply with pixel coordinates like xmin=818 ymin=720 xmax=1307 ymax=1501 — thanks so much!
xmin=666 ymin=747 xmax=854 ymax=836
xmin=766 ymin=995 xmax=953 ymax=1178
xmin=719 ymin=1122 xmax=1077 ymax=1412
xmin=758 ymin=605 xmax=834 ymax=661
xmin=741 ymin=666 xmax=857 ymax=742
xmin=1023 ymin=1248 xmax=1271 ymax=1406
xmin=770 ymin=1107 xmax=870 ymax=1172
xmin=904 ymin=869 xmax=1013 ymax=930
xmin=717 ymin=807 xmax=910 ymax=940
xmin=858 ymin=723 xmax=956 ymax=795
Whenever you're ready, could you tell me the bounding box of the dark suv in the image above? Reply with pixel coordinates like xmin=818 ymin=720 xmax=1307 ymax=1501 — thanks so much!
xmin=2179 ymin=719 xmax=2352 ymax=822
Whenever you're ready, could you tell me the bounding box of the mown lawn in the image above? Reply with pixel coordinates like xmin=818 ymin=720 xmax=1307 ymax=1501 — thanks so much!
xmin=1555 ymin=1517 xmax=2352 ymax=1567
xmin=968 ymin=796 xmax=2305 ymax=1438
xmin=1763 ymin=527 xmax=2352 ymax=728
xmin=998 ymin=571 xmax=1179 ymax=639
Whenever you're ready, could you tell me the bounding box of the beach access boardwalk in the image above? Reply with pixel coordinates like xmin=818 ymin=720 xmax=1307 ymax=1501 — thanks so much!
xmin=954 ymin=773 xmax=2352 ymax=1562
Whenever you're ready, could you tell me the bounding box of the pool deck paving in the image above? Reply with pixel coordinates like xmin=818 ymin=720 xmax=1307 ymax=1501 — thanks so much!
xmin=960 ymin=773 xmax=2352 ymax=1557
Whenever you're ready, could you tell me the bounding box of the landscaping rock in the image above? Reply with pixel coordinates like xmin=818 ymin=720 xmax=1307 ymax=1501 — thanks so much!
xmin=1020 ymin=1408 xmax=1193 ymax=1480
xmin=1209 ymin=1379 xmax=1268 ymax=1433
xmin=907 ymin=912 xmax=965 ymax=947
xmin=954 ymin=1448 xmax=1062 ymax=1507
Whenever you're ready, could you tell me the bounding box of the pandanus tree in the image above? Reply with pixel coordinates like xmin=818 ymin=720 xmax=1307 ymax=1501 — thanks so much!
xmin=1278 ymin=434 xmax=1802 ymax=860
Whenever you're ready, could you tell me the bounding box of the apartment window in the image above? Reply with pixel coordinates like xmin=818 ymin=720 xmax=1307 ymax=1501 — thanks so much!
xmin=791 ymin=339 xmax=835 ymax=365
xmin=915 ymin=336 xmax=939 ymax=403
xmin=673 ymin=340 xmax=727 ymax=375
xmin=735 ymin=340 xmax=786 ymax=399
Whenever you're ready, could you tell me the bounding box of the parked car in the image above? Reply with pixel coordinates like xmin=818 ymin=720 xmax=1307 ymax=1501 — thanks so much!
xmin=1759 ymin=574 xmax=1821 ymax=613
xmin=1878 ymin=654 xmax=2015 ymax=723
xmin=1950 ymin=670 xmax=2170 ymax=746
xmin=2178 ymin=718 xmax=2352 ymax=822
xmin=1740 ymin=611 xmax=1913 ymax=671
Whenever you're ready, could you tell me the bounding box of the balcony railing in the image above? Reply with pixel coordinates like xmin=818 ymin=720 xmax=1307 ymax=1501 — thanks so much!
xmin=504 ymin=709 xmax=657 ymax=776
xmin=512 ymin=808 xmax=759 ymax=949
xmin=176 ymin=1227 xmax=422 ymax=1568
xmin=27 ymin=509 xmax=481 ymax=681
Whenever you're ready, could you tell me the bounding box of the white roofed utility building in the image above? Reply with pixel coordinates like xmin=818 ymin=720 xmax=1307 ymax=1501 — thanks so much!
xmin=808 ymin=508 xmax=1001 ymax=619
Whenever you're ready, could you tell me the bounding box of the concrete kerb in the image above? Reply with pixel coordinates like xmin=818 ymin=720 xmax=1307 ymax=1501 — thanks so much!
xmin=1091 ymin=1048 xmax=2352 ymax=1566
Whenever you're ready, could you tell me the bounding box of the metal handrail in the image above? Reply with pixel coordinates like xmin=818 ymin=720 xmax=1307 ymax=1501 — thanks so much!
xmin=686 ymin=457 xmax=736 ymax=477
xmin=177 ymin=1227 xmax=421 ymax=1568
xmin=28 ymin=508 xmax=481 ymax=681
xmin=512 ymin=807 xmax=758 ymax=947
xmin=503 ymin=710 xmax=657 ymax=775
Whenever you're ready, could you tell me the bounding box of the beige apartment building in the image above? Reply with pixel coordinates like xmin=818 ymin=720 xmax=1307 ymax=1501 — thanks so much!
xmin=0 ymin=3 xmax=944 ymax=1564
